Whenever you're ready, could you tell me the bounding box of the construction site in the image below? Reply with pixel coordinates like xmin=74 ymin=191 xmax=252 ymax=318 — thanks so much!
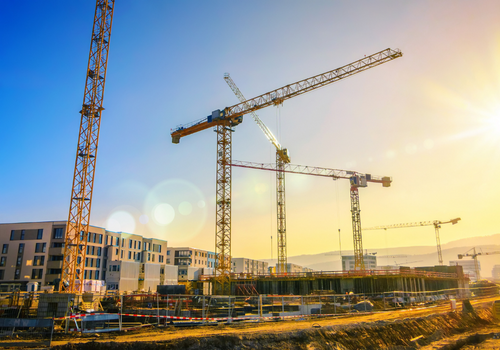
xmin=1 ymin=1 xmax=500 ymax=349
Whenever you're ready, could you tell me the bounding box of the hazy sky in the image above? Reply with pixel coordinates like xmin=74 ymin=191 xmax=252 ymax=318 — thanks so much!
xmin=1 ymin=1 xmax=500 ymax=261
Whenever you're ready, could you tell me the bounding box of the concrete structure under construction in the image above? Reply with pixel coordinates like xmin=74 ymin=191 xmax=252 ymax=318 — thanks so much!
xmin=222 ymin=265 xmax=468 ymax=295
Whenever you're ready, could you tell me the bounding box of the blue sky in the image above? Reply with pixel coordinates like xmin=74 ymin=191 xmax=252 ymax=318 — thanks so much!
xmin=2 ymin=1 xmax=500 ymax=260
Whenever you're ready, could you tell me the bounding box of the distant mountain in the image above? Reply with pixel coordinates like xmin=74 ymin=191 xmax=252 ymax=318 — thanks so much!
xmin=261 ymin=234 xmax=500 ymax=278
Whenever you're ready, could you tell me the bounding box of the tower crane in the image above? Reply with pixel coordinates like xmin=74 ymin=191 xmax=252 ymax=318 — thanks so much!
xmin=171 ymin=48 xmax=402 ymax=293
xmin=224 ymin=73 xmax=290 ymax=274
xmin=230 ymin=160 xmax=392 ymax=270
xmin=60 ymin=0 xmax=115 ymax=293
xmin=363 ymin=218 xmax=461 ymax=266
xmin=458 ymin=248 xmax=500 ymax=281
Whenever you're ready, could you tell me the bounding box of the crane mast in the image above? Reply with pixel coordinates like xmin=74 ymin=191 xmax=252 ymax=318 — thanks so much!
xmin=224 ymin=74 xmax=290 ymax=274
xmin=230 ymin=160 xmax=392 ymax=270
xmin=364 ymin=218 xmax=461 ymax=266
xmin=171 ymin=48 xmax=402 ymax=293
xmin=60 ymin=0 xmax=115 ymax=293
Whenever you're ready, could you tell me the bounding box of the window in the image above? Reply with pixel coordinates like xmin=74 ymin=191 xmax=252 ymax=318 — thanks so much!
xmin=48 ymin=268 xmax=62 ymax=275
xmin=159 ymin=245 xmax=162 ymax=253
xmin=14 ymin=269 xmax=20 ymax=279
xmin=37 ymin=229 xmax=43 ymax=239
xmin=152 ymin=254 xmax=155 ymax=262
xmin=87 ymin=233 xmax=91 ymax=242
xmin=53 ymin=228 xmax=64 ymax=239
xmin=18 ymin=243 xmax=24 ymax=254
xmin=98 ymin=234 xmax=103 ymax=244
xmin=95 ymin=270 xmax=99 ymax=280
xmin=138 ymin=242 xmax=141 ymax=250
xmin=105 ymin=236 xmax=109 ymax=245
xmin=104 ymin=247 xmax=108 ymax=257
xmin=84 ymin=270 xmax=88 ymax=279
xmin=167 ymin=259 xmax=170 ymax=264
xmin=115 ymin=248 xmax=118 ymax=255
xmin=115 ymin=237 xmax=119 ymax=246
xmin=128 ymin=251 xmax=131 ymax=259
xmin=97 ymin=247 xmax=102 ymax=256
xmin=148 ymin=253 xmax=151 ymax=261
xmin=121 ymin=250 xmax=123 ymax=258
xmin=167 ymin=250 xmax=170 ymax=255
xmin=50 ymin=255 xmax=63 ymax=261
xmin=20 ymin=230 xmax=25 ymax=240
xmin=134 ymin=241 xmax=137 ymax=249
xmin=34 ymin=256 xmax=45 ymax=266
xmin=85 ymin=258 xmax=89 ymax=267
xmin=31 ymin=269 xmax=43 ymax=279
xmin=35 ymin=243 xmax=46 ymax=253
xmin=77 ymin=256 xmax=81 ymax=264
xmin=91 ymin=246 xmax=95 ymax=255
xmin=137 ymin=252 xmax=141 ymax=261
xmin=0 ymin=257 xmax=6 ymax=266
xmin=86 ymin=246 xmax=90 ymax=255
xmin=129 ymin=240 xmax=132 ymax=249
xmin=52 ymin=242 xmax=64 ymax=248
xmin=96 ymin=258 xmax=100 ymax=268
xmin=2 ymin=244 xmax=8 ymax=254
xmin=133 ymin=252 xmax=136 ymax=259
xmin=10 ymin=231 xmax=15 ymax=240
xmin=90 ymin=259 xmax=94 ymax=267
xmin=16 ymin=256 xmax=22 ymax=266
xmin=93 ymin=233 xmax=96 ymax=243
xmin=0 ymin=270 xmax=4 ymax=280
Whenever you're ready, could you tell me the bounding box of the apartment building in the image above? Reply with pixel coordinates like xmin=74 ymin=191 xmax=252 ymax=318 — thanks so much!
xmin=342 ymin=255 xmax=377 ymax=271
xmin=166 ymin=247 xmax=216 ymax=281
xmin=0 ymin=221 xmax=169 ymax=292
xmin=232 ymin=258 xmax=268 ymax=275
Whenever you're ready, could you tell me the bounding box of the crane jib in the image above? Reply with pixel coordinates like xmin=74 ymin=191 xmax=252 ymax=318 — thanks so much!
xmin=171 ymin=48 xmax=402 ymax=143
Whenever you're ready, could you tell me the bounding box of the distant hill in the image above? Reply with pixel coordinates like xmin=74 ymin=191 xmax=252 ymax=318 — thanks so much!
xmin=262 ymin=234 xmax=500 ymax=278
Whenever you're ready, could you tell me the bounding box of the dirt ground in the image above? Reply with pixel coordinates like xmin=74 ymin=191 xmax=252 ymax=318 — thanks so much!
xmin=1 ymin=296 xmax=499 ymax=349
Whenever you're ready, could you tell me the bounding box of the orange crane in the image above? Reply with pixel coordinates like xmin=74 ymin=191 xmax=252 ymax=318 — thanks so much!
xmin=363 ymin=218 xmax=461 ymax=266
xmin=60 ymin=0 xmax=115 ymax=293
xmin=224 ymin=73 xmax=291 ymax=274
xmin=458 ymin=248 xmax=500 ymax=281
xmin=171 ymin=48 xmax=402 ymax=293
xmin=230 ymin=160 xmax=392 ymax=271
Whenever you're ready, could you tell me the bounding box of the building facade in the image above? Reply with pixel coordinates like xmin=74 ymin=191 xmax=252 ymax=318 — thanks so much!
xmin=232 ymin=258 xmax=268 ymax=275
xmin=166 ymin=247 xmax=216 ymax=281
xmin=342 ymin=255 xmax=377 ymax=271
xmin=0 ymin=221 xmax=168 ymax=292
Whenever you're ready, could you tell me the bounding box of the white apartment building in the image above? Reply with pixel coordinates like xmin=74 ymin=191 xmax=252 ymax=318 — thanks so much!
xmin=0 ymin=221 xmax=170 ymax=292
xmin=342 ymin=255 xmax=377 ymax=271
xmin=166 ymin=247 xmax=216 ymax=281
xmin=232 ymin=257 xmax=268 ymax=275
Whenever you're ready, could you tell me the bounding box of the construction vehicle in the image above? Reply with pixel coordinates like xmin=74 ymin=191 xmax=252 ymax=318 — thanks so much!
xmin=363 ymin=218 xmax=461 ymax=266
xmin=171 ymin=49 xmax=402 ymax=293
xmin=458 ymin=248 xmax=500 ymax=281
xmin=230 ymin=160 xmax=392 ymax=271
xmin=60 ymin=0 xmax=115 ymax=293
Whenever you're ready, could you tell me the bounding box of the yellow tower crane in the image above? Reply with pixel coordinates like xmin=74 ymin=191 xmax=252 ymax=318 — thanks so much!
xmin=171 ymin=48 xmax=402 ymax=294
xmin=224 ymin=73 xmax=290 ymax=274
xmin=363 ymin=218 xmax=461 ymax=266
xmin=230 ymin=160 xmax=392 ymax=270
xmin=60 ymin=0 xmax=115 ymax=293
xmin=458 ymin=248 xmax=500 ymax=281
